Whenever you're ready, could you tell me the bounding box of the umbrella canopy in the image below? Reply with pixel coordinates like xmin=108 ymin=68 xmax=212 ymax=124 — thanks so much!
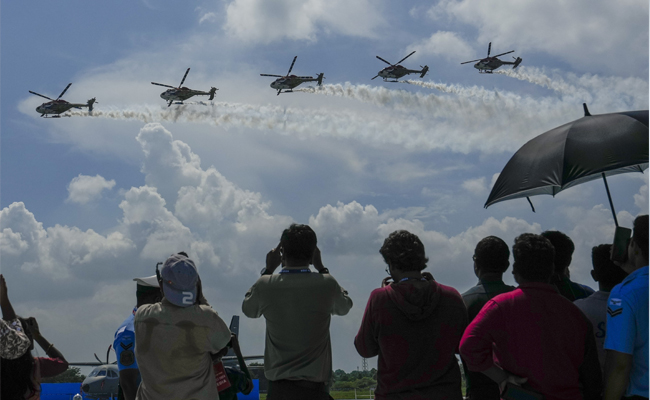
xmin=485 ymin=105 xmax=648 ymax=223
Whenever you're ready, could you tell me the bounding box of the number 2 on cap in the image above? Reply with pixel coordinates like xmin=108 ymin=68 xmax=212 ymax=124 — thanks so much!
xmin=182 ymin=291 xmax=194 ymax=305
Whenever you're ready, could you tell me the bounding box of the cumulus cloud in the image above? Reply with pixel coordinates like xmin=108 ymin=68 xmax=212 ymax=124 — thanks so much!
xmin=223 ymin=0 xmax=385 ymax=43
xmin=462 ymin=177 xmax=487 ymax=195
xmin=407 ymin=31 xmax=475 ymax=62
xmin=427 ymin=0 xmax=648 ymax=75
xmin=634 ymin=173 xmax=649 ymax=214
xmin=66 ymin=174 xmax=116 ymax=205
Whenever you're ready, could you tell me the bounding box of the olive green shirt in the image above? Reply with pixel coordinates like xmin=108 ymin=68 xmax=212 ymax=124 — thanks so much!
xmin=242 ymin=272 xmax=352 ymax=383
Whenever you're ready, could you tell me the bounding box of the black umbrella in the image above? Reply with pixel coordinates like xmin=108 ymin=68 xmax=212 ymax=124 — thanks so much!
xmin=485 ymin=104 xmax=648 ymax=226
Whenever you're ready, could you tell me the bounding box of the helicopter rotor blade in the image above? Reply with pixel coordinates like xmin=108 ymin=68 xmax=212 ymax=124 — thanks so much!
xmin=179 ymin=68 xmax=190 ymax=87
xmin=106 ymin=345 xmax=112 ymax=365
xmin=151 ymin=82 xmax=176 ymax=89
xmin=460 ymin=59 xmax=482 ymax=64
xmin=487 ymin=42 xmax=491 ymax=57
xmin=94 ymin=353 xmax=103 ymax=364
xmin=260 ymin=74 xmax=283 ymax=77
xmin=376 ymin=56 xmax=392 ymax=66
xmin=286 ymin=56 xmax=297 ymax=76
xmin=493 ymin=50 xmax=515 ymax=58
xmin=57 ymin=83 xmax=72 ymax=100
xmin=29 ymin=91 xmax=54 ymax=101
xmin=395 ymin=51 xmax=416 ymax=65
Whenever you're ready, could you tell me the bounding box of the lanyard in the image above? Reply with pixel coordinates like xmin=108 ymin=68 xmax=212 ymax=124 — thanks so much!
xmin=399 ymin=277 xmax=427 ymax=282
xmin=280 ymin=268 xmax=311 ymax=274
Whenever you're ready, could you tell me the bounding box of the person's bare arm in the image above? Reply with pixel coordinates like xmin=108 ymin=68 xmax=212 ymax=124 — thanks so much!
xmin=27 ymin=317 xmax=66 ymax=361
xmin=480 ymin=365 xmax=528 ymax=393
xmin=119 ymin=369 xmax=140 ymax=400
xmin=603 ymin=350 xmax=633 ymax=400
xmin=0 ymin=275 xmax=17 ymax=321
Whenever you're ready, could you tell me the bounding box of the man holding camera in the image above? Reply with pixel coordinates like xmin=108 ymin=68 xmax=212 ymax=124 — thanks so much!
xmin=242 ymin=224 xmax=353 ymax=400
xmin=603 ymin=215 xmax=649 ymax=400
xmin=134 ymin=252 xmax=231 ymax=400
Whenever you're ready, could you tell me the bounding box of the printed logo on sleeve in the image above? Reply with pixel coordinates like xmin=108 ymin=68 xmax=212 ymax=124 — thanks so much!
xmin=609 ymin=298 xmax=622 ymax=306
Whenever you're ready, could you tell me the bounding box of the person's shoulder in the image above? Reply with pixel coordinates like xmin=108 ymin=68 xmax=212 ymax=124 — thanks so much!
xmin=134 ymin=303 xmax=161 ymax=320
xmin=435 ymin=281 xmax=465 ymax=305
xmin=461 ymin=283 xmax=483 ymax=299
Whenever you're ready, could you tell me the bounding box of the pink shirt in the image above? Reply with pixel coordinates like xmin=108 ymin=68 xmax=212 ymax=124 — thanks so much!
xmin=459 ymin=282 xmax=602 ymax=400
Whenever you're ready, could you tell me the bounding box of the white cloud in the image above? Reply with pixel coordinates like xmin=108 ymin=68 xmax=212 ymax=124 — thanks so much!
xmin=223 ymin=0 xmax=385 ymax=43
xmin=634 ymin=173 xmax=649 ymax=214
xmin=462 ymin=177 xmax=487 ymax=195
xmin=428 ymin=0 xmax=648 ymax=75
xmin=407 ymin=31 xmax=475 ymax=62
xmin=66 ymin=174 xmax=116 ymax=205
xmin=198 ymin=12 xmax=217 ymax=24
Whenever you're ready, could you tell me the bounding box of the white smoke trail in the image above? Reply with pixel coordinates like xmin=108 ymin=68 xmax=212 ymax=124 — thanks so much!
xmin=495 ymin=67 xmax=648 ymax=111
xmin=65 ymin=100 xmax=540 ymax=154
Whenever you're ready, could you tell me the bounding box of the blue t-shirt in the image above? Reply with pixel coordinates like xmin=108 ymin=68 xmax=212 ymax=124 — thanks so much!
xmin=604 ymin=266 xmax=649 ymax=397
xmin=114 ymin=307 xmax=139 ymax=371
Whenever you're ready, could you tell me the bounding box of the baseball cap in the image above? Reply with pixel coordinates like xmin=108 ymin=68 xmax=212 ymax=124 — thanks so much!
xmin=133 ymin=275 xmax=159 ymax=287
xmin=160 ymin=253 xmax=199 ymax=307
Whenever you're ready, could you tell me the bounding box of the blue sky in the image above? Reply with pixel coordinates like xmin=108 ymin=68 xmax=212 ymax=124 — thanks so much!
xmin=1 ymin=0 xmax=648 ymax=373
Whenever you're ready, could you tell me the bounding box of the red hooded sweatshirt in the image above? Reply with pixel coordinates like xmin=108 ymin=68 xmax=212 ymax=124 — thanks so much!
xmin=355 ymin=279 xmax=468 ymax=400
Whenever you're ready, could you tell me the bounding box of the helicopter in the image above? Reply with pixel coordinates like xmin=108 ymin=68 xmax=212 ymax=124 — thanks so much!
xmin=29 ymin=83 xmax=96 ymax=118
xmin=461 ymin=42 xmax=522 ymax=73
xmin=372 ymin=51 xmax=429 ymax=82
xmin=261 ymin=56 xmax=324 ymax=95
xmin=151 ymin=68 xmax=218 ymax=107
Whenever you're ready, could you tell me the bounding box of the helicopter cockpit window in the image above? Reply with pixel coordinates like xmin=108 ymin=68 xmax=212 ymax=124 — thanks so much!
xmin=97 ymin=370 xmax=107 ymax=377
xmin=89 ymin=369 xmax=99 ymax=377
xmin=108 ymin=370 xmax=118 ymax=378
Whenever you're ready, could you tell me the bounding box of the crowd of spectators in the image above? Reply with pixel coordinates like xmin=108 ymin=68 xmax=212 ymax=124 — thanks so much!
xmin=1 ymin=216 xmax=647 ymax=400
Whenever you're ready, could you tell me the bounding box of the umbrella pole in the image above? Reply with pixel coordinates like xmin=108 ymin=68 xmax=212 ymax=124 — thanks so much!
xmin=601 ymin=173 xmax=619 ymax=227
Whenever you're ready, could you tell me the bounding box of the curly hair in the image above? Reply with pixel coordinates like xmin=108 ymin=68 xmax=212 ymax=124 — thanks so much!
xmin=541 ymin=230 xmax=574 ymax=273
xmin=474 ymin=236 xmax=510 ymax=273
xmin=512 ymin=233 xmax=555 ymax=282
xmin=379 ymin=230 xmax=429 ymax=272
xmin=280 ymin=224 xmax=318 ymax=262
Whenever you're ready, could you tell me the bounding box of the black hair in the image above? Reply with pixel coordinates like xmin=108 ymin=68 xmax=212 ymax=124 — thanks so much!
xmin=474 ymin=236 xmax=510 ymax=273
xmin=541 ymin=230 xmax=574 ymax=273
xmin=633 ymin=215 xmax=649 ymax=261
xmin=379 ymin=230 xmax=429 ymax=272
xmin=591 ymin=244 xmax=628 ymax=290
xmin=512 ymin=233 xmax=555 ymax=283
xmin=280 ymin=224 xmax=317 ymax=262
xmin=1 ymin=349 xmax=36 ymax=399
xmin=136 ymin=285 xmax=163 ymax=307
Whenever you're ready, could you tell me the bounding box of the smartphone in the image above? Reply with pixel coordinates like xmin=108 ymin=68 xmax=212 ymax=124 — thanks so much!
xmin=611 ymin=226 xmax=632 ymax=263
